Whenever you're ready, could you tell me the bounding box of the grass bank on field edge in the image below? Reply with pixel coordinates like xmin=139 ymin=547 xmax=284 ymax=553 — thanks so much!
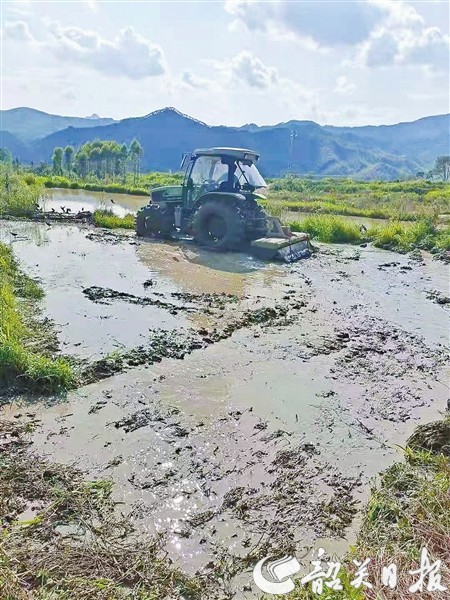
xmin=0 ymin=243 xmax=74 ymax=394
xmin=288 ymin=214 xmax=450 ymax=253
xmin=283 ymin=416 xmax=450 ymax=599
xmin=93 ymin=208 xmax=135 ymax=229
xmin=0 ymin=419 xmax=205 ymax=600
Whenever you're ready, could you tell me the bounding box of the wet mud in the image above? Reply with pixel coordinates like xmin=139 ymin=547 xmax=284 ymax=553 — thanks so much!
xmin=1 ymin=217 xmax=449 ymax=597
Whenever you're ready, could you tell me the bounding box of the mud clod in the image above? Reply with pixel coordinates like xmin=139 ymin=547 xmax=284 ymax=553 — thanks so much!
xmin=407 ymin=419 xmax=450 ymax=456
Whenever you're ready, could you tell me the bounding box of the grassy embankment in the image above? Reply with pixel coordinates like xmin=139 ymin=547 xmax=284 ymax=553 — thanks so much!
xmin=0 ymin=166 xmax=74 ymax=392
xmin=0 ymin=243 xmax=74 ymax=394
xmin=284 ymin=417 xmax=450 ymax=599
xmin=289 ymin=215 xmax=450 ymax=253
xmin=40 ymin=171 xmax=182 ymax=196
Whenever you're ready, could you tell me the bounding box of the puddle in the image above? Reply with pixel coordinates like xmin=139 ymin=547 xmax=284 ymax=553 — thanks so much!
xmin=0 ymin=222 xmax=188 ymax=357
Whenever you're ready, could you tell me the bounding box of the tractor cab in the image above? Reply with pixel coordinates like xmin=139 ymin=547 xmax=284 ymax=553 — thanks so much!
xmin=181 ymin=148 xmax=267 ymax=207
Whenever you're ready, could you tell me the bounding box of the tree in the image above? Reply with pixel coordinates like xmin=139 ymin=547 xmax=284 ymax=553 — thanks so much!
xmin=89 ymin=147 xmax=101 ymax=177
xmin=433 ymin=156 xmax=450 ymax=181
xmin=129 ymin=139 xmax=143 ymax=185
xmin=119 ymin=143 xmax=129 ymax=181
xmin=0 ymin=147 xmax=12 ymax=163
xmin=64 ymin=146 xmax=74 ymax=174
xmin=52 ymin=147 xmax=64 ymax=175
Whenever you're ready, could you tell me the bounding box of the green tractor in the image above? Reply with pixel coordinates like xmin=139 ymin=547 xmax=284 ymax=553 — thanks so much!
xmin=136 ymin=147 xmax=312 ymax=261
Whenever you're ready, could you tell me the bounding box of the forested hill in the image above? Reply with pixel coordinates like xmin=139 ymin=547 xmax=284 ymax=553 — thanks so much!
xmin=2 ymin=107 xmax=449 ymax=179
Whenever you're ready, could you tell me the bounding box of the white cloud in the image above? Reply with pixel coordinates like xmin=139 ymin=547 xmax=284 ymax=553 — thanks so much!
xmin=213 ymin=51 xmax=279 ymax=89
xmin=359 ymin=1 xmax=450 ymax=70
xmin=225 ymin=1 xmax=449 ymax=71
xmin=2 ymin=20 xmax=33 ymax=42
xmin=4 ymin=18 xmax=166 ymax=80
xmin=225 ymin=0 xmax=387 ymax=47
xmin=84 ymin=0 xmax=99 ymax=11
xmin=363 ymin=30 xmax=399 ymax=66
xmin=334 ymin=75 xmax=356 ymax=94
xmin=180 ymin=70 xmax=210 ymax=90
xmin=46 ymin=24 xmax=166 ymax=79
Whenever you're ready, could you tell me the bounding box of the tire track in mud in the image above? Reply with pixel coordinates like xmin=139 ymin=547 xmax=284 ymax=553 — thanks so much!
xmin=77 ymin=285 xmax=308 ymax=385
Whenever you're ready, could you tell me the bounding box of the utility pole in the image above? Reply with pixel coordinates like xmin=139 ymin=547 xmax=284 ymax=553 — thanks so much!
xmin=288 ymin=130 xmax=298 ymax=173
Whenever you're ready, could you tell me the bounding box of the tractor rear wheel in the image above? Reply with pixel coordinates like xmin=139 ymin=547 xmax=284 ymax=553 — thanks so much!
xmin=192 ymin=200 xmax=245 ymax=251
xmin=136 ymin=205 xmax=174 ymax=239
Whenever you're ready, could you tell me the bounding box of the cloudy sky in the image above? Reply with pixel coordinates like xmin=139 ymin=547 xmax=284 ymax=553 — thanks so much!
xmin=2 ymin=0 xmax=449 ymax=126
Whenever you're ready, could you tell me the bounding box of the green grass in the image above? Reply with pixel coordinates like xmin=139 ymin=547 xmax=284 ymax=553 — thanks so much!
xmin=93 ymin=209 xmax=135 ymax=229
xmin=368 ymin=219 xmax=437 ymax=252
xmin=40 ymin=171 xmax=183 ymax=196
xmin=284 ymin=213 xmax=450 ymax=252
xmin=43 ymin=177 xmax=150 ymax=196
xmin=0 ymin=165 xmax=43 ymax=216
xmin=289 ymin=215 xmax=363 ymax=243
xmin=266 ymin=176 xmax=450 ymax=222
xmin=0 ymin=343 xmax=74 ymax=393
xmin=262 ymin=198 xmax=403 ymax=220
xmin=0 ymin=242 xmax=74 ymax=393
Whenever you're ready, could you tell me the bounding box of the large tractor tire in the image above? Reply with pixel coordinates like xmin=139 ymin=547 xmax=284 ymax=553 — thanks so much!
xmin=192 ymin=200 xmax=246 ymax=251
xmin=136 ymin=210 xmax=148 ymax=236
xmin=246 ymin=202 xmax=269 ymax=241
xmin=136 ymin=205 xmax=174 ymax=239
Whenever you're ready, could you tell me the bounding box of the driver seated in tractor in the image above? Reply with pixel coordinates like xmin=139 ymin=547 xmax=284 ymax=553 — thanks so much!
xmin=217 ymin=163 xmax=241 ymax=192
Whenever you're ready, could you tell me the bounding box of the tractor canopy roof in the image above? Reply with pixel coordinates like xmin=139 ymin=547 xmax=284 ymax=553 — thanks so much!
xmin=193 ymin=148 xmax=260 ymax=163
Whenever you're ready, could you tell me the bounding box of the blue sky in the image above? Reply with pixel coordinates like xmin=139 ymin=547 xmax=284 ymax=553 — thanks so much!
xmin=2 ymin=0 xmax=449 ymax=126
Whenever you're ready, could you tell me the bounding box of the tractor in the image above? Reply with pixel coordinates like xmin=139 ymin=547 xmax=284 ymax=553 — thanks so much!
xmin=136 ymin=148 xmax=312 ymax=261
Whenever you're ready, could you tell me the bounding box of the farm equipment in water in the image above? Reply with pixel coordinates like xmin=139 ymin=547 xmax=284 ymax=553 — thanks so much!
xmin=136 ymin=147 xmax=312 ymax=262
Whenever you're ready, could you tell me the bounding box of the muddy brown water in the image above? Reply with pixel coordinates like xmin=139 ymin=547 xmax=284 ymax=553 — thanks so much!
xmin=1 ymin=217 xmax=449 ymax=598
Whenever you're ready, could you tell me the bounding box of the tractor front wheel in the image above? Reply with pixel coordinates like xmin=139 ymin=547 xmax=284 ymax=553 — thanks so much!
xmin=192 ymin=200 xmax=245 ymax=251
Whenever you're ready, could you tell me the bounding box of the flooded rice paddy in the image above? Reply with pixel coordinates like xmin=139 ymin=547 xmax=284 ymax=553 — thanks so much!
xmin=1 ymin=199 xmax=449 ymax=596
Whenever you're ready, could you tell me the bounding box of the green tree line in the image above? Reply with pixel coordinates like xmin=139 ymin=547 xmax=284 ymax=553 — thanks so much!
xmin=51 ymin=139 xmax=144 ymax=184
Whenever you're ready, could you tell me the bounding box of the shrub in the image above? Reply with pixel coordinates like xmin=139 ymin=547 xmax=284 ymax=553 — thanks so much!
xmin=0 ymin=166 xmax=43 ymax=215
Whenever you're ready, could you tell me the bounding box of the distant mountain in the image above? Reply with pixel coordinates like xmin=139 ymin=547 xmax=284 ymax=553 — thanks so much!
xmin=0 ymin=107 xmax=116 ymax=142
xmin=2 ymin=106 xmax=449 ymax=179
xmin=0 ymin=130 xmax=32 ymax=162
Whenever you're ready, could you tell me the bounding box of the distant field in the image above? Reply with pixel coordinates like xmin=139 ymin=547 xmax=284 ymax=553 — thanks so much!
xmin=264 ymin=176 xmax=450 ymax=222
